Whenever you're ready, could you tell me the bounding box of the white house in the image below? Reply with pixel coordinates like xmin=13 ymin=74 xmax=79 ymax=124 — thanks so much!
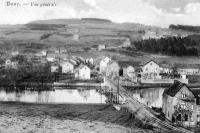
xmin=75 ymin=65 xmax=91 ymax=80
xmin=105 ymin=61 xmax=120 ymax=77
xmin=122 ymin=38 xmax=131 ymax=47
xmin=124 ymin=66 xmax=135 ymax=78
xmin=141 ymin=60 xmax=161 ymax=79
xmin=99 ymin=57 xmax=111 ymax=73
xmin=86 ymin=58 xmax=94 ymax=65
xmin=46 ymin=53 xmax=57 ymax=62
xmin=51 ymin=65 xmax=59 ymax=73
xmin=160 ymin=64 xmax=173 ymax=74
xmin=40 ymin=50 xmax=47 ymax=56
xmin=175 ymin=64 xmax=200 ymax=75
xmin=11 ymin=51 xmax=19 ymax=56
xmin=98 ymin=44 xmax=106 ymax=51
xmin=60 ymin=61 xmax=74 ymax=73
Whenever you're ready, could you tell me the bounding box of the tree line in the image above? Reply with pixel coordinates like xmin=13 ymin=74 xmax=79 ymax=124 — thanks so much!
xmin=169 ymin=24 xmax=200 ymax=32
xmin=131 ymin=36 xmax=199 ymax=56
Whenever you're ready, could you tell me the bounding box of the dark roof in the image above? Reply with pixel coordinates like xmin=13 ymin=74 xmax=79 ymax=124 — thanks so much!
xmin=163 ymin=80 xmax=191 ymax=97
xmin=118 ymin=61 xmax=140 ymax=68
xmin=141 ymin=59 xmax=159 ymax=67
xmin=191 ymin=89 xmax=200 ymax=105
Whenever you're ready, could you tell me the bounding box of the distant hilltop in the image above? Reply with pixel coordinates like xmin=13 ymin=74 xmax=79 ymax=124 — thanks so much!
xmin=29 ymin=18 xmax=112 ymax=25
xmin=169 ymin=24 xmax=200 ymax=32
xmin=81 ymin=18 xmax=112 ymax=23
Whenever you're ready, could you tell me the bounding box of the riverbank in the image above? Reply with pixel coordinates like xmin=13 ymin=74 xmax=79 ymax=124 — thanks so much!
xmin=0 ymin=102 xmax=153 ymax=133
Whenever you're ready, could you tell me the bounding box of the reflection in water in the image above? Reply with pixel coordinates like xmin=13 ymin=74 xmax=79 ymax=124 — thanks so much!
xmin=131 ymin=88 xmax=165 ymax=108
xmin=0 ymin=88 xmax=106 ymax=104
xmin=77 ymin=89 xmax=90 ymax=100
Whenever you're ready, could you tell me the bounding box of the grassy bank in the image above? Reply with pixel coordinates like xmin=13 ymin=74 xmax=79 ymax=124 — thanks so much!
xmin=0 ymin=102 xmax=154 ymax=133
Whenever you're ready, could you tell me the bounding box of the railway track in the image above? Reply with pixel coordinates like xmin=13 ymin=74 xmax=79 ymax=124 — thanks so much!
xmin=106 ymin=78 xmax=192 ymax=133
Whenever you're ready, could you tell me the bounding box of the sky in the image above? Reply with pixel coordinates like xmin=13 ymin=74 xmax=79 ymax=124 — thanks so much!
xmin=0 ymin=0 xmax=200 ymax=27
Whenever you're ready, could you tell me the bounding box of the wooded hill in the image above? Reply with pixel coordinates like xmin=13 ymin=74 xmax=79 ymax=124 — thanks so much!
xmin=131 ymin=35 xmax=200 ymax=56
xmin=169 ymin=24 xmax=200 ymax=32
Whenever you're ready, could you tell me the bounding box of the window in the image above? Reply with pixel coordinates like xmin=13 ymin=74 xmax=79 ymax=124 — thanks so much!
xmin=181 ymin=92 xmax=186 ymax=98
xmin=180 ymin=102 xmax=186 ymax=109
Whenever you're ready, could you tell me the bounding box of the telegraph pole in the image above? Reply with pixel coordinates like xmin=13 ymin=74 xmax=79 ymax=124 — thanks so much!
xmin=117 ymin=76 xmax=120 ymax=104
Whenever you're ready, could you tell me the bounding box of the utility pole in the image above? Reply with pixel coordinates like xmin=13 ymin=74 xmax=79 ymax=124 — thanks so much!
xmin=117 ymin=76 xmax=120 ymax=104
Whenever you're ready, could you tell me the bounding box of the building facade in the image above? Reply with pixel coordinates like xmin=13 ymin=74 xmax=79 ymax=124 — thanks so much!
xmin=162 ymin=81 xmax=198 ymax=126
xmin=141 ymin=60 xmax=161 ymax=79
xmin=99 ymin=57 xmax=111 ymax=73
xmin=105 ymin=61 xmax=120 ymax=77
xmin=75 ymin=65 xmax=91 ymax=80
xmin=60 ymin=61 xmax=74 ymax=73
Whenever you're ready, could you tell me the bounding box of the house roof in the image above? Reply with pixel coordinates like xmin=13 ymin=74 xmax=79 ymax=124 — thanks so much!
xmin=75 ymin=64 xmax=90 ymax=71
xmin=141 ymin=59 xmax=159 ymax=67
xmin=46 ymin=53 xmax=56 ymax=58
xmin=191 ymin=89 xmax=200 ymax=105
xmin=163 ymin=80 xmax=194 ymax=97
xmin=60 ymin=59 xmax=75 ymax=65
xmin=107 ymin=60 xmax=118 ymax=66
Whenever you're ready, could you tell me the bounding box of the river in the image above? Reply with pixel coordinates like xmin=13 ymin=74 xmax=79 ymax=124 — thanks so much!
xmin=0 ymin=88 xmax=107 ymax=104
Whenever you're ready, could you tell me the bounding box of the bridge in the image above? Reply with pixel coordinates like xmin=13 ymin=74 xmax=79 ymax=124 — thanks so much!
xmin=104 ymin=77 xmax=192 ymax=133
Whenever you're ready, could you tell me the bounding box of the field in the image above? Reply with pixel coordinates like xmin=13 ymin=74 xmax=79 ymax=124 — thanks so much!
xmin=0 ymin=102 xmax=153 ymax=133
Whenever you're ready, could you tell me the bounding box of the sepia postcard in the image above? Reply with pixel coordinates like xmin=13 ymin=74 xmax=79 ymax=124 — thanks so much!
xmin=0 ymin=0 xmax=200 ymax=133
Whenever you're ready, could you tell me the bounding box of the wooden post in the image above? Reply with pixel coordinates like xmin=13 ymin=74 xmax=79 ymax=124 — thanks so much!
xmin=117 ymin=76 xmax=120 ymax=104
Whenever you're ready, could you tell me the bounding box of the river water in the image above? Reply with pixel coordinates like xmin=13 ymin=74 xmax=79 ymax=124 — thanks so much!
xmin=0 ymin=88 xmax=107 ymax=104
xmin=130 ymin=87 xmax=166 ymax=108
xmin=0 ymin=87 xmax=181 ymax=107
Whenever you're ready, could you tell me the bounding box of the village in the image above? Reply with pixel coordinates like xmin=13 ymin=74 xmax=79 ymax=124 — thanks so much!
xmin=1 ymin=43 xmax=200 ymax=86
xmin=1 ymin=41 xmax=200 ymax=131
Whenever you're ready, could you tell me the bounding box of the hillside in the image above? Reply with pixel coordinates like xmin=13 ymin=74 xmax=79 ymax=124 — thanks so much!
xmin=0 ymin=18 xmax=197 ymax=54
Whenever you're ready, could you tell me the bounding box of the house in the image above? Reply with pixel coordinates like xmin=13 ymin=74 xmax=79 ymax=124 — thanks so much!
xmin=98 ymin=44 xmax=106 ymax=51
xmin=99 ymin=57 xmax=111 ymax=73
xmin=141 ymin=60 xmax=161 ymax=79
xmin=51 ymin=64 xmax=59 ymax=73
xmin=118 ymin=61 xmax=136 ymax=77
xmin=160 ymin=64 xmax=173 ymax=74
xmin=46 ymin=52 xmax=57 ymax=62
xmin=105 ymin=61 xmax=120 ymax=77
xmin=40 ymin=50 xmax=47 ymax=56
xmin=11 ymin=51 xmax=19 ymax=56
xmin=73 ymin=34 xmax=79 ymax=41
xmin=59 ymin=53 xmax=69 ymax=60
xmin=175 ymin=64 xmax=200 ymax=75
xmin=86 ymin=58 xmax=94 ymax=65
xmin=122 ymin=38 xmax=131 ymax=47
xmin=162 ymin=81 xmax=197 ymax=126
xmin=124 ymin=66 xmax=135 ymax=78
xmin=75 ymin=65 xmax=91 ymax=80
xmin=60 ymin=61 xmax=74 ymax=74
